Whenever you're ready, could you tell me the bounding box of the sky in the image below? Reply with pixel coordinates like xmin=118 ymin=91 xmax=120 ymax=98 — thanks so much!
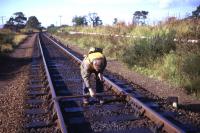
xmin=0 ymin=0 xmax=199 ymax=27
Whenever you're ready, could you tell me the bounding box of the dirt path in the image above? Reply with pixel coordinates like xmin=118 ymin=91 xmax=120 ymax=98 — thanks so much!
xmin=0 ymin=33 xmax=37 ymax=133
xmin=9 ymin=34 xmax=37 ymax=58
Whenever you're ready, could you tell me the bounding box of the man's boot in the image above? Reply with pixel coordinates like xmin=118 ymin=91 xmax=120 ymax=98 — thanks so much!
xmin=83 ymin=98 xmax=89 ymax=105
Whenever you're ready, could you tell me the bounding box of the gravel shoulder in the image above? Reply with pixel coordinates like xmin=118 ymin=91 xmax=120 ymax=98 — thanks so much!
xmin=0 ymin=33 xmax=36 ymax=133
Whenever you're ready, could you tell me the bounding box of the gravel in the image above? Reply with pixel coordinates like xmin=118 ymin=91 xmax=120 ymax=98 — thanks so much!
xmin=0 ymin=65 xmax=29 ymax=133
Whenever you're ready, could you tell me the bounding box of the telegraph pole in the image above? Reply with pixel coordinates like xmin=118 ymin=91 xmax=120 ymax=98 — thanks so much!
xmin=0 ymin=16 xmax=6 ymax=24
xmin=59 ymin=15 xmax=62 ymax=26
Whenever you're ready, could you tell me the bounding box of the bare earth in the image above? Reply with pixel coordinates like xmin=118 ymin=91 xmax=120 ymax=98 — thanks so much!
xmin=10 ymin=34 xmax=37 ymax=58
xmin=0 ymin=34 xmax=36 ymax=133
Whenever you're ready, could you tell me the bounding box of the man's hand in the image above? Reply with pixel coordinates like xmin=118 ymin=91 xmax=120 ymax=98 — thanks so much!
xmin=98 ymin=73 xmax=104 ymax=82
xmin=89 ymin=88 xmax=96 ymax=97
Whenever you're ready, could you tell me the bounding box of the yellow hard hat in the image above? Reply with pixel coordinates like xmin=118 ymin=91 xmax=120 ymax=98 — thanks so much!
xmin=88 ymin=47 xmax=103 ymax=54
xmin=89 ymin=47 xmax=95 ymax=54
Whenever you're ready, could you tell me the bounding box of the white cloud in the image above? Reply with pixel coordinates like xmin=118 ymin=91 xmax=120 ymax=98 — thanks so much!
xmin=70 ymin=0 xmax=141 ymax=5
xmin=158 ymin=0 xmax=173 ymax=9
xmin=158 ymin=0 xmax=200 ymax=9
xmin=148 ymin=0 xmax=200 ymax=9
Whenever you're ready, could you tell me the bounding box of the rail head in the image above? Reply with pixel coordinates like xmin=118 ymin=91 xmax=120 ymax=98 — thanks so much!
xmin=104 ymin=76 xmax=186 ymax=133
xmin=38 ymin=34 xmax=68 ymax=133
xmin=44 ymin=34 xmax=82 ymax=63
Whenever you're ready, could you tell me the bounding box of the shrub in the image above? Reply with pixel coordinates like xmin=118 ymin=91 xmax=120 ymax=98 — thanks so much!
xmin=0 ymin=31 xmax=27 ymax=53
xmin=181 ymin=54 xmax=200 ymax=94
xmin=184 ymin=78 xmax=200 ymax=96
xmin=13 ymin=34 xmax=27 ymax=46
xmin=0 ymin=33 xmax=14 ymax=53
xmin=0 ymin=33 xmax=14 ymax=44
xmin=0 ymin=44 xmax=13 ymax=52
xmin=182 ymin=54 xmax=200 ymax=78
xmin=156 ymin=53 xmax=182 ymax=83
xmin=121 ymin=30 xmax=176 ymax=68
xmin=130 ymin=26 xmax=152 ymax=37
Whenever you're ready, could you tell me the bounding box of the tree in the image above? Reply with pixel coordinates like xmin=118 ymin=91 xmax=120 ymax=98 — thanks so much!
xmin=14 ymin=12 xmax=27 ymax=28
xmin=47 ymin=24 xmax=58 ymax=33
xmin=26 ymin=16 xmax=41 ymax=29
xmin=4 ymin=12 xmax=27 ymax=31
xmin=94 ymin=16 xmax=102 ymax=26
xmin=88 ymin=13 xmax=102 ymax=27
xmin=192 ymin=5 xmax=200 ymax=18
xmin=48 ymin=24 xmax=55 ymax=28
xmin=3 ymin=17 xmax=15 ymax=30
xmin=72 ymin=16 xmax=88 ymax=26
xmin=132 ymin=11 xmax=148 ymax=25
xmin=6 ymin=17 xmax=14 ymax=25
xmin=113 ymin=18 xmax=118 ymax=25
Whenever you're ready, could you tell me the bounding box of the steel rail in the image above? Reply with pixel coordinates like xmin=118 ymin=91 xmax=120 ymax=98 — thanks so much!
xmin=46 ymin=35 xmax=82 ymax=63
xmin=44 ymin=33 xmax=186 ymax=133
xmin=104 ymin=77 xmax=186 ymax=133
xmin=54 ymin=93 xmax=126 ymax=101
xmin=38 ymin=34 xmax=68 ymax=133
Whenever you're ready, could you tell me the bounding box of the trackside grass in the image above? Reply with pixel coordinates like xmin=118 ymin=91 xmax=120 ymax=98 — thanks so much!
xmin=0 ymin=29 xmax=27 ymax=53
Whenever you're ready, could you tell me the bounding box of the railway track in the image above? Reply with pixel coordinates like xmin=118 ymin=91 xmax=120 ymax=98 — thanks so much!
xmin=24 ymin=32 xmax=199 ymax=133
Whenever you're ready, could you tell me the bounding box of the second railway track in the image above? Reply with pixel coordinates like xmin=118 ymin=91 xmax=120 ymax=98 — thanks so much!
xmin=24 ymin=32 xmax=200 ymax=133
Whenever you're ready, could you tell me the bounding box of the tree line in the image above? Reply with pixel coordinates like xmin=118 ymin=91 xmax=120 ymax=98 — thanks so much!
xmin=72 ymin=13 xmax=103 ymax=27
xmin=3 ymin=4 xmax=199 ymax=30
xmin=72 ymin=11 xmax=149 ymax=26
xmin=71 ymin=5 xmax=200 ymax=27
xmin=4 ymin=12 xmax=42 ymax=32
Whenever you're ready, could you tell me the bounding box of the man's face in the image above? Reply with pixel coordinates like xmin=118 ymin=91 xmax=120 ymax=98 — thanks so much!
xmin=93 ymin=59 xmax=103 ymax=72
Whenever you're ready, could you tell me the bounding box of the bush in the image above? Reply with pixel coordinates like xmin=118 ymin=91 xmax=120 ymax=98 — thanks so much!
xmin=0 ymin=33 xmax=14 ymax=53
xmin=13 ymin=34 xmax=27 ymax=46
xmin=122 ymin=39 xmax=150 ymax=67
xmin=130 ymin=26 xmax=152 ymax=37
xmin=184 ymin=78 xmax=200 ymax=95
xmin=156 ymin=53 xmax=182 ymax=83
xmin=182 ymin=54 xmax=200 ymax=77
xmin=0 ymin=44 xmax=13 ymax=52
xmin=0 ymin=31 xmax=27 ymax=53
xmin=181 ymin=54 xmax=200 ymax=94
xmin=0 ymin=33 xmax=14 ymax=44
xmin=121 ymin=30 xmax=176 ymax=67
